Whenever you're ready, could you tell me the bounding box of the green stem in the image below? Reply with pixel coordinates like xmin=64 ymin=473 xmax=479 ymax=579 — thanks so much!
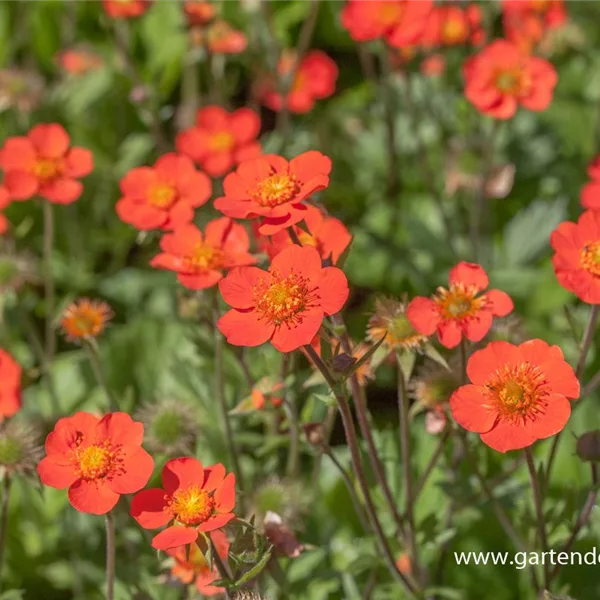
xmin=211 ymin=291 xmax=245 ymax=495
xmin=303 ymin=344 xmax=422 ymax=598
xmin=0 ymin=474 xmax=11 ymax=592
xmin=85 ymin=339 xmax=117 ymax=412
xmin=525 ymin=447 xmax=548 ymax=592
xmin=282 ymin=354 xmax=300 ymax=478
xmin=43 ymin=201 xmax=56 ymax=365
xmin=105 ymin=511 xmax=115 ymax=600
xmin=210 ymin=539 xmax=232 ymax=600
xmin=413 ymin=428 xmax=450 ymax=500
xmin=397 ymin=358 xmax=419 ymax=582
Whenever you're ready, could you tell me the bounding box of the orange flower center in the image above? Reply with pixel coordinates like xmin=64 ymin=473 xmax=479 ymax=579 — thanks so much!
xmin=530 ymin=0 xmax=550 ymax=13
xmin=580 ymin=242 xmax=600 ymax=277
xmin=486 ymin=362 xmax=549 ymax=423
xmin=61 ymin=301 xmax=111 ymax=340
xmin=70 ymin=438 xmax=123 ymax=481
xmin=442 ymin=17 xmax=467 ymax=43
xmin=32 ymin=159 xmax=62 ymax=182
xmin=185 ymin=244 xmax=226 ymax=272
xmin=209 ymin=131 xmax=235 ymax=152
xmin=434 ymin=284 xmax=485 ymax=320
xmin=148 ymin=184 xmax=177 ymax=209
xmin=253 ymin=271 xmax=317 ymax=326
xmin=166 ymin=485 xmax=215 ymax=525
xmin=495 ymin=68 xmax=530 ymax=96
xmin=378 ymin=2 xmax=404 ymax=27
xmin=297 ymin=230 xmax=318 ymax=248
xmin=251 ymin=174 xmax=300 ymax=207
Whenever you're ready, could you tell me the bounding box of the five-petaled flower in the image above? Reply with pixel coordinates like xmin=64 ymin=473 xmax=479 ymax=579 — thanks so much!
xmin=103 ymin=0 xmax=151 ymax=19
xmin=450 ymin=340 xmax=579 ymax=452
xmin=176 ymin=106 xmax=261 ymax=178
xmin=407 ymin=262 xmax=514 ymax=349
xmin=37 ymin=412 xmax=154 ymax=514
xmin=150 ymin=217 xmax=257 ymax=290
xmin=341 ymin=0 xmax=433 ymax=47
xmin=0 ymin=349 xmax=21 ymax=421
xmin=463 ymin=39 xmax=557 ymax=119
xmin=214 ymin=151 xmax=331 ymax=236
xmin=217 ymin=245 xmax=348 ymax=353
xmin=61 ymin=298 xmax=113 ymax=342
xmin=116 ymin=153 xmax=211 ymax=231
xmin=258 ymin=50 xmax=338 ymax=114
xmin=167 ymin=530 xmax=229 ymax=596
xmin=0 ymin=123 xmax=93 ymax=204
xmin=551 ymin=210 xmax=600 ymax=304
xmin=130 ymin=457 xmax=236 ymax=550
xmin=256 ymin=205 xmax=352 ymax=265
xmin=422 ymin=4 xmax=484 ymax=47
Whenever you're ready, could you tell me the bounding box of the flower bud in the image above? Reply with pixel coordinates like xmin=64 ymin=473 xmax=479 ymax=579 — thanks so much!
xmin=576 ymin=430 xmax=600 ymax=462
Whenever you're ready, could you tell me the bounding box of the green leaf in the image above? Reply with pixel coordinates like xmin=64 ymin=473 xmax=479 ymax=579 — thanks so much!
xmin=396 ymin=349 xmax=416 ymax=382
xmin=423 ymin=342 xmax=450 ymax=371
xmin=232 ymin=547 xmax=273 ymax=587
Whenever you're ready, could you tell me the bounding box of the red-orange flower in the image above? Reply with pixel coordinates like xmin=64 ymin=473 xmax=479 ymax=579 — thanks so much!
xmin=167 ymin=530 xmax=229 ymax=596
xmin=0 ymin=349 xmax=21 ymax=421
xmin=37 ymin=412 xmax=154 ymax=514
xmin=130 ymin=457 xmax=236 ymax=550
xmin=150 ymin=218 xmax=257 ymax=290
xmin=56 ymin=48 xmax=104 ymax=76
xmin=176 ymin=106 xmax=261 ymax=178
xmin=103 ymin=0 xmax=151 ymax=19
xmin=407 ymin=262 xmax=513 ymax=349
xmin=450 ymin=340 xmax=579 ymax=452
xmin=580 ymin=156 xmax=600 ymax=211
xmin=0 ymin=124 xmax=93 ymax=204
xmin=116 ymin=153 xmax=211 ymax=231
xmin=550 ymin=210 xmax=600 ymax=304
xmin=214 ymin=151 xmax=331 ymax=236
xmin=463 ymin=40 xmax=557 ymax=119
xmin=218 ymin=245 xmax=348 ymax=353
xmin=422 ymin=4 xmax=484 ymax=47
xmin=183 ymin=1 xmax=216 ymax=26
xmin=61 ymin=298 xmax=113 ymax=342
xmin=259 ymin=51 xmax=338 ymax=114
xmin=0 ymin=187 xmax=10 ymax=235
xmin=341 ymin=0 xmax=432 ymax=47
xmin=205 ymin=20 xmax=247 ymax=54
xmin=256 ymin=205 xmax=352 ymax=265
xmin=420 ymin=54 xmax=446 ymax=77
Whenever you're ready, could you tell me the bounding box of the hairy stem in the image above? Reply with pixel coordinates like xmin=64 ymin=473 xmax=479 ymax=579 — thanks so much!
xmin=85 ymin=339 xmax=117 ymax=412
xmin=43 ymin=201 xmax=56 ymax=365
xmin=282 ymin=354 xmax=300 ymax=479
xmin=105 ymin=512 xmax=115 ymax=600
xmin=211 ymin=539 xmax=233 ymax=600
xmin=413 ymin=428 xmax=450 ymax=501
xmin=525 ymin=447 xmax=548 ymax=591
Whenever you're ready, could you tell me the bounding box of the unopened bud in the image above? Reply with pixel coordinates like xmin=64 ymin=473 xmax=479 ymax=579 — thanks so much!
xmin=576 ymin=430 xmax=600 ymax=462
xmin=303 ymin=422 xmax=325 ymax=447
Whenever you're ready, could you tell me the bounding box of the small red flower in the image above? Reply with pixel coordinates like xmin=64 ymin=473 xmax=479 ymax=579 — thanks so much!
xmin=150 ymin=217 xmax=257 ymax=290
xmin=214 ymin=151 xmax=331 ymax=236
xmin=176 ymin=106 xmax=261 ymax=178
xmin=259 ymin=51 xmax=338 ymax=114
xmin=103 ymin=0 xmax=151 ymax=19
xmin=56 ymin=48 xmax=104 ymax=76
xmin=407 ymin=262 xmax=514 ymax=349
xmin=450 ymin=340 xmax=579 ymax=452
xmin=183 ymin=1 xmax=216 ymax=26
xmin=130 ymin=457 xmax=236 ymax=550
xmin=0 ymin=124 xmax=93 ymax=204
xmin=61 ymin=298 xmax=113 ymax=342
xmin=341 ymin=0 xmax=432 ymax=47
xmin=116 ymin=153 xmax=211 ymax=231
xmin=167 ymin=530 xmax=229 ymax=596
xmin=204 ymin=20 xmax=247 ymax=54
xmin=463 ymin=39 xmax=557 ymax=119
xmin=422 ymin=4 xmax=484 ymax=47
xmin=256 ymin=205 xmax=352 ymax=265
xmin=0 ymin=349 xmax=21 ymax=421
xmin=218 ymin=245 xmax=348 ymax=353
xmin=420 ymin=54 xmax=446 ymax=77
xmin=580 ymin=156 xmax=600 ymax=210
xmin=0 ymin=186 xmax=11 ymax=235
xmin=550 ymin=210 xmax=600 ymax=304
xmin=37 ymin=412 xmax=154 ymax=514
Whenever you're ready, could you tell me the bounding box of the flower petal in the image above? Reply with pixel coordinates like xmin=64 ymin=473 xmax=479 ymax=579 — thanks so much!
xmin=449 ymin=261 xmax=488 ymax=290
xmin=68 ymin=479 xmax=120 ymax=515
xmin=485 ymin=289 xmax=514 ymax=317
xmin=407 ymin=297 xmax=440 ymax=336
xmin=217 ymin=308 xmax=274 ymax=347
xmin=37 ymin=458 xmax=78 ymax=490
xmin=317 ymin=266 xmax=349 ymax=315
xmin=108 ymin=447 xmax=154 ymax=494
xmin=450 ymin=385 xmax=497 ymax=433
xmin=130 ymin=488 xmax=171 ymax=529
xmin=214 ymin=473 xmax=236 ymax=513
xmin=152 ymin=525 xmax=198 ymax=550
xmin=162 ymin=457 xmax=205 ymax=494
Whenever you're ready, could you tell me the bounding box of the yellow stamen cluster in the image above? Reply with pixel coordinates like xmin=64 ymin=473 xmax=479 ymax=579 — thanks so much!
xmin=251 ymin=174 xmax=300 ymax=207
xmin=70 ymin=438 xmax=123 ymax=481
xmin=33 ymin=158 xmax=62 ymax=182
xmin=166 ymin=485 xmax=215 ymax=525
xmin=434 ymin=283 xmax=485 ymax=321
xmin=148 ymin=184 xmax=176 ymax=209
xmin=580 ymin=242 xmax=600 ymax=277
xmin=185 ymin=244 xmax=226 ymax=272
xmin=61 ymin=299 xmax=113 ymax=341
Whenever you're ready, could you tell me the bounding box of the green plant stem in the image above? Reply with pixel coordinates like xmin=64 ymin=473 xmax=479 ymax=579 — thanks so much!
xmin=85 ymin=339 xmax=117 ymax=412
xmin=210 ymin=540 xmax=233 ymax=600
xmin=323 ymin=446 xmax=370 ymax=534
xmin=459 ymin=339 xmax=468 ymax=385
xmin=282 ymin=353 xmax=300 ymax=479
xmin=525 ymin=447 xmax=548 ymax=591
xmin=0 ymin=474 xmax=11 ymax=593
xmin=397 ymin=358 xmax=419 ymax=582
xmin=303 ymin=344 xmax=422 ymax=598
xmin=43 ymin=201 xmax=56 ymax=365
xmin=550 ymin=463 xmax=599 ymax=581
xmin=413 ymin=427 xmax=450 ymax=501
xmin=546 ymin=305 xmax=599 ymax=482
xmin=211 ymin=292 xmax=245 ymax=495
xmin=105 ymin=511 xmax=115 ymax=600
